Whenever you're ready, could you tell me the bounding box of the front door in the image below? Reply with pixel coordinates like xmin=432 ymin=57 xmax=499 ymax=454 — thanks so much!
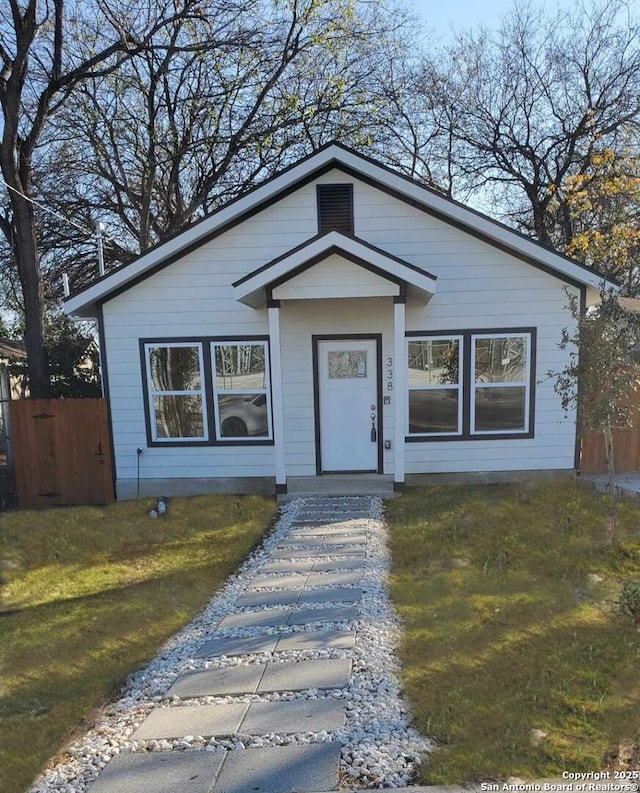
xmin=317 ymin=338 xmax=380 ymax=472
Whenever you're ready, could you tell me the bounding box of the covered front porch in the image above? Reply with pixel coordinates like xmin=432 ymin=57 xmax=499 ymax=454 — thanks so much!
xmin=232 ymin=230 xmax=437 ymax=495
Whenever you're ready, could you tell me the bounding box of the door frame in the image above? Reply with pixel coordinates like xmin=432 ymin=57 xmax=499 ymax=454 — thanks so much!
xmin=312 ymin=333 xmax=383 ymax=475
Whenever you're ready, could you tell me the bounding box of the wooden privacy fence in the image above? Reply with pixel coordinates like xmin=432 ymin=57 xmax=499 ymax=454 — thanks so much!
xmin=11 ymin=398 xmax=114 ymax=509
xmin=580 ymin=424 xmax=640 ymax=476
xmin=580 ymin=383 xmax=640 ymax=475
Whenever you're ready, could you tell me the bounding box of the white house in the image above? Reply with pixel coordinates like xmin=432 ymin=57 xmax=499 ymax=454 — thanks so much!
xmin=64 ymin=143 xmax=612 ymax=499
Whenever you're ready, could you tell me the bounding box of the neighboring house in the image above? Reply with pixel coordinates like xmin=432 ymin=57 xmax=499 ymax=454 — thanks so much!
xmin=64 ymin=143 xmax=614 ymax=499
xmin=0 ymin=339 xmax=26 ymax=466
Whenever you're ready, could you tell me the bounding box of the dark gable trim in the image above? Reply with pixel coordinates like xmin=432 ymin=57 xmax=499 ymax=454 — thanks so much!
xmin=332 ymin=164 xmax=603 ymax=291
xmin=139 ymin=335 xmax=274 ymax=448
xmin=68 ymin=160 xmax=343 ymax=308
xmin=232 ymin=232 xmax=437 ymax=289
xmin=405 ymin=327 xmax=537 ymax=442
xmin=325 ymin=147 xmax=615 ymax=287
xmin=67 ymin=142 xmax=608 ymax=312
xmin=312 ymin=334 xmax=383 ymax=475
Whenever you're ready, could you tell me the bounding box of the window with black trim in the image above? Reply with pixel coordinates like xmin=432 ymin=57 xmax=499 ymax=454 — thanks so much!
xmin=472 ymin=333 xmax=530 ymax=434
xmin=406 ymin=329 xmax=534 ymax=439
xmin=317 ymin=184 xmax=354 ymax=235
xmin=145 ymin=343 xmax=207 ymax=441
xmin=408 ymin=337 xmax=462 ymax=436
xmin=212 ymin=342 xmax=272 ymax=439
xmin=142 ymin=338 xmax=272 ymax=445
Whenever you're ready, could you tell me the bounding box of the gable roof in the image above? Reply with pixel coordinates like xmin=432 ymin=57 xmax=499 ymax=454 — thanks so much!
xmin=233 ymin=231 xmax=437 ymax=307
xmin=64 ymin=142 xmax=616 ymax=318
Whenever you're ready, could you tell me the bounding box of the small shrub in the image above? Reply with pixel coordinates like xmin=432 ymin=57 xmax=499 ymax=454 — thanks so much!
xmin=618 ymin=580 xmax=640 ymax=626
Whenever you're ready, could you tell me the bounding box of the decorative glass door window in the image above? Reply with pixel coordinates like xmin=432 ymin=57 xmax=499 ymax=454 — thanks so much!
xmin=328 ymin=350 xmax=367 ymax=379
xmin=212 ymin=342 xmax=272 ymax=439
xmin=407 ymin=337 xmax=462 ymax=435
xmin=145 ymin=343 xmax=207 ymax=440
xmin=471 ymin=334 xmax=530 ymax=433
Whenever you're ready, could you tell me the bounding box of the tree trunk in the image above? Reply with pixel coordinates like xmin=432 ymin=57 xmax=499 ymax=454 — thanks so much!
xmin=12 ymin=195 xmax=49 ymax=398
xmin=604 ymin=420 xmax=618 ymax=545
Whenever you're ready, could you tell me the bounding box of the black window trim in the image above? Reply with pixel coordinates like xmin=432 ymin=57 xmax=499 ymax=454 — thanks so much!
xmin=140 ymin=335 xmax=274 ymax=448
xmin=405 ymin=327 xmax=537 ymax=442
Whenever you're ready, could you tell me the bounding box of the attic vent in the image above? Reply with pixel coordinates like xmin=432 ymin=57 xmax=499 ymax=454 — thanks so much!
xmin=317 ymin=184 xmax=353 ymax=235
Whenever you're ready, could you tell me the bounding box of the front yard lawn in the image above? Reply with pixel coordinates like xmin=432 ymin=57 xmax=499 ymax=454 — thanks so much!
xmin=0 ymin=494 xmax=275 ymax=793
xmin=386 ymin=480 xmax=640 ymax=784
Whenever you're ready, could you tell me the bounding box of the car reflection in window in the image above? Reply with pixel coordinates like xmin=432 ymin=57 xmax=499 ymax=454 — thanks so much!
xmin=218 ymin=393 xmax=269 ymax=437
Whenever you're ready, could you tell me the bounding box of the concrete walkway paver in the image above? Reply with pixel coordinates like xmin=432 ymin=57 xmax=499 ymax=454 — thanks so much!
xmin=287 ymin=604 xmax=359 ymax=625
xmin=237 ymin=586 xmax=363 ymax=608
xmin=167 ymin=659 xmax=352 ymax=698
xmin=213 ymin=744 xmax=341 ymax=793
xmin=259 ymin=658 xmax=351 ymax=693
xmin=277 ymin=536 xmax=367 ymax=547
xmin=249 ymin=571 xmax=362 ymax=589
xmin=132 ymin=699 xmax=345 ymax=741
xmin=240 ymin=699 xmax=345 ymax=734
xmin=131 ymin=702 xmax=248 ymax=741
xmin=194 ymin=634 xmax=279 ymax=658
xmin=273 ymin=629 xmax=356 ymax=652
xmin=87 ymin=749 xmax=226 ymax=793
xmin=196 ymin=629 xmax=356 ymax=658
xmin=270 ymin=546 xmax=365 ymax=559
xmin=297 ymin=586 xmax=362 ymax=604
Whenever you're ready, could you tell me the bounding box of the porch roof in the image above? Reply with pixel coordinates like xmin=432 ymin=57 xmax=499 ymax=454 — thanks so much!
xmin=232 ymin=231 xmax=437 ymax=308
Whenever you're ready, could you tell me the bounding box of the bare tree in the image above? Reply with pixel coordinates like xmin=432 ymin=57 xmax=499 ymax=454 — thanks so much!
xmin=0 ymin=0 xmax=213 ymax=396
xmin=409 ymin=0 xmax=640 ymax=245
xmin=41 ymin=0 xmax=413 ymax=279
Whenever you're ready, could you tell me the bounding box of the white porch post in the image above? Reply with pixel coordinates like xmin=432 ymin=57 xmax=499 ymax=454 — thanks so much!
xmin=393 ymin=300 xmax=406 ymax=487
xmin=268 ymin=302 xmax=287 ymax=492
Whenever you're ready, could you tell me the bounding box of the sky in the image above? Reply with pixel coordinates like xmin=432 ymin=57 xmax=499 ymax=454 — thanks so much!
xmin=410 ymin=0 xmax=515 ymax=38
xmin=409 ymin=0 xmax=588 ymax=40
xmin=407 ymin=0 xmax=640 ymax=44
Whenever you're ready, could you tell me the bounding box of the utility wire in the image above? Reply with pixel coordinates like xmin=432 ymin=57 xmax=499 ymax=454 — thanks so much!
xmin=0 ymin=178 xmax=93 ymax=236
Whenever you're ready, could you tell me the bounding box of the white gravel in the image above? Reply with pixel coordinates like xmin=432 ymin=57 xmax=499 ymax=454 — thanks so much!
xmin=27 ymin=496 xmax=432 ymax=793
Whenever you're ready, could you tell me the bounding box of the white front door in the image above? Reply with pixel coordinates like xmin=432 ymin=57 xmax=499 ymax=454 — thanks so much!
xmin=318 ymin=339 xmax=379 ymax=472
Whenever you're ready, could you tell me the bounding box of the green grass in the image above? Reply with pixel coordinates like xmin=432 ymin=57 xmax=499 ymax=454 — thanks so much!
xmin=385 ymin=480 xmax=640 ymax=784
xmin=0 ymin=494 xmax=275 ymax=793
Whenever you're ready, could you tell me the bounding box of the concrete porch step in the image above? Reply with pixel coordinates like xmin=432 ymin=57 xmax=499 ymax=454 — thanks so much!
xmin=278 ymin=475 xmax=395 ymax=503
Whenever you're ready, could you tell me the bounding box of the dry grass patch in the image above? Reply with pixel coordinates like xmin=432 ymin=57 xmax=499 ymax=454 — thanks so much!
xmin=386 ymin=480 xmax=640 ymax=784
xmin=0 ymin=494 xmax=275 ymax=793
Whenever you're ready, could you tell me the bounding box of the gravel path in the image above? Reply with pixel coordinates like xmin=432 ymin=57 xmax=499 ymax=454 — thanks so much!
xmin=27 ymin=496 xmax=431 ymax=792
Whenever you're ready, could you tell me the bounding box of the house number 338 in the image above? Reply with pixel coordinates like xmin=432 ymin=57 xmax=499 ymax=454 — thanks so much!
xmin=386 ymin=357 xmax=393 ymax=390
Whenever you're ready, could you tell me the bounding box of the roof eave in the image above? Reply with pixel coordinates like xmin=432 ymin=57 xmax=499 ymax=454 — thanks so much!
xmin=63 ymin=142 xmax=616 ymax=315
xmin=233 ymin=231 xmax=437 ymax=307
